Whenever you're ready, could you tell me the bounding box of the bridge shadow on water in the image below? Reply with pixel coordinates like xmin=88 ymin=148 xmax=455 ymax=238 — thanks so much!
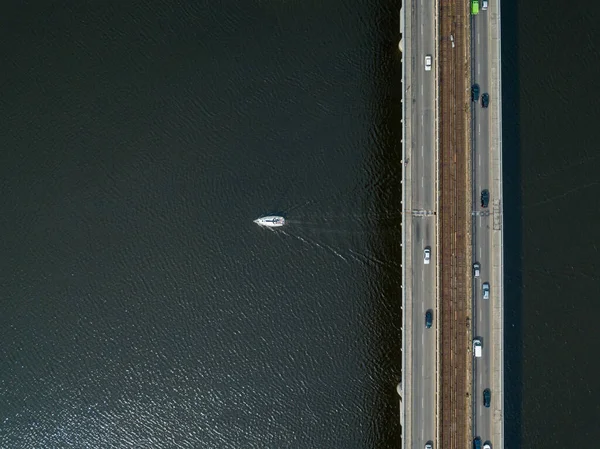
xmin=368 ymin=2 xmax=404 ymax=448
xmin=500 ymin=0 xmax=523 ymax=447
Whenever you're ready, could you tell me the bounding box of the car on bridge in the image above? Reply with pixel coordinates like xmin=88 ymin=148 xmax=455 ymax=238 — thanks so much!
xmin=473 ymin=338 xmax=483 ymax=357
xmin=481 ymin=93 xmax=490 ymax=108
xmin=471 ymin=84 xmax=480 ymax=101
xmin=425 ymin=310 xmax=433 ymax=329
xmin=424 ymin=247 xmax=431 ymax=264
xmin=483 ymin=388 xmax=491 ymax=407
xmin=482 ymin=282 xmax=490 ymax=300
xmin=473 ymin=436 xmax=482 ymax=449
xmin=481 ymin=189 xmax=490 ymax=208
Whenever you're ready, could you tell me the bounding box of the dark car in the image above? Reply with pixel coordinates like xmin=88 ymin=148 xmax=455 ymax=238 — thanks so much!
xmin=471 ymin=84 xmax=480 ymax=102
xmin=483 ymin=388 xmax=491 ymax=408
xmin=481 ymin=189 xmax=489 ymax=208
xmin=473 ymin=437 xmax=482 ymax=449
xmin=425 ymin=310 xmax=433 ymax=329
xmin=481 ymin=93 xmax=489 ymax=108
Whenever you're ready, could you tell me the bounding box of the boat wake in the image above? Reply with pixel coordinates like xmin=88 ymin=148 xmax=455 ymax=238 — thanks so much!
xmin=278 ymin=228 xmax=399 ymax=270
xmin=279 ymin=230 xmax=351 ymax=262
xmin=252 ymin=208 xmax=401 ymax=269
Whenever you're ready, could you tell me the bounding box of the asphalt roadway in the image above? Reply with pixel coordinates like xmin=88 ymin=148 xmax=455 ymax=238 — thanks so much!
xmin=409 ymin=0 xmax=437 ymax=446
xmin=471 ymin=6 xmax=493 ymax=448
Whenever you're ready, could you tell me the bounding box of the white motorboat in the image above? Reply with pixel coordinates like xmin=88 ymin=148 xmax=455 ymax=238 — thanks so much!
xmin=253 ymin=216 xmax=285 ymax=227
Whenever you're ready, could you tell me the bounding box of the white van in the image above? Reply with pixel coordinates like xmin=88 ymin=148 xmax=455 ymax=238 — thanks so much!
xmin=473 ymin=338 xmax=482 ymax=358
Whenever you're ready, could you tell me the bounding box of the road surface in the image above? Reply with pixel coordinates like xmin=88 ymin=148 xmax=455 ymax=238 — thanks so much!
xmin=409 ymin=0 xmax=437 ymax=446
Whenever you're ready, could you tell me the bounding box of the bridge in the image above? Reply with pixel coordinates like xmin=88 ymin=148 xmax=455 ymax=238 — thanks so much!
xmin=398 ymin=0 xmax=505 ymax=448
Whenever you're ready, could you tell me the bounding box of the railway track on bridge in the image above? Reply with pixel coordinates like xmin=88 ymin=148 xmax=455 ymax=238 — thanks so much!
xmin=438 ymin=0 xmax=471 ymax=449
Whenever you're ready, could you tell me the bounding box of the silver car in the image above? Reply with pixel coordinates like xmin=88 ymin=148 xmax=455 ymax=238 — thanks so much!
xmin=473 ymin=262 xmax=481 ymax=278
xmin=482 ymin=282 xmax=490 ymax=300
xmin=425 ymin=443 xmax=433 ymax=449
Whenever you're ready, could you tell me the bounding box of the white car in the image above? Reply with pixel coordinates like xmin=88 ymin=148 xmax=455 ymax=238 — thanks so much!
xmin=424 ymin=247 xmax=431 ymax=264
xmin=482 ymin=0 xmax=488 ymax=10
xmin=483 ymin=444 xmax=491 ymax=449
xmin=425 ymin=443 xmax=433 ymax=449
xmin=425 ymin=55 xmax=432 ymax=71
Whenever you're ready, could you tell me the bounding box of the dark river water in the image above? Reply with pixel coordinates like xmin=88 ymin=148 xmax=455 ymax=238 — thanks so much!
xmin=1 ymin=0 xmax=598 ymax=447
xmin=502 ymin=0 xmax=600 ymax=447
xmin=1 ymin=1 xmax=403 ymax=447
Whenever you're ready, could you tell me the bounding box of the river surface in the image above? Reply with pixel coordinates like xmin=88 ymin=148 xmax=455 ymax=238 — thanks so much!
xmin=502 ymin=0 xmax=600 ymax=447
xmin=1 ymin=1 xmax=403 ymax=447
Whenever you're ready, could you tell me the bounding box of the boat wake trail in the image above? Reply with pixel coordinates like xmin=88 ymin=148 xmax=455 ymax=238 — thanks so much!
xmin=253 ymin=210 xmax=401 ymax=269
xmin=280 ymin=230 xmax=351 ymax=262
xmin=284 ymin=223 xmax=363 ymax=235
xmin=279 ymin=229 xmax=399 ymax=270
